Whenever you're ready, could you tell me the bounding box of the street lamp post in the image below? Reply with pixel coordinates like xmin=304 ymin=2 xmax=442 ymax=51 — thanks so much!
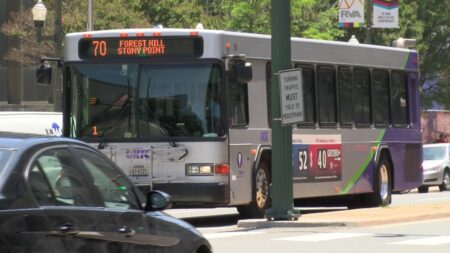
xmin=31 ymin=0 xmax=62 ymax=111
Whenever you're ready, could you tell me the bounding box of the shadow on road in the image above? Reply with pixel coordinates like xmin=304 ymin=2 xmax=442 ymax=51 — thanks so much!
xmin=182 ymin=207 xmax=347 ymax=228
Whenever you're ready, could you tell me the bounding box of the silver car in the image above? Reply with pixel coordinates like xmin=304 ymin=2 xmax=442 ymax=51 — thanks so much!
xmin=418 ymin=143 xmax=450 ymax=193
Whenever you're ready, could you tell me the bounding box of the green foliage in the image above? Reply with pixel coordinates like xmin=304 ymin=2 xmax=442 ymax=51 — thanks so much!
xmin=1 ymin=0 xmax=448 ymax=108
xmin=64 ymin=0 xmax=150 ymax=32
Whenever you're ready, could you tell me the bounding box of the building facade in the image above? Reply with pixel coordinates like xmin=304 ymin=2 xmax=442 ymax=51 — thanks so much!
xmin=0 ymin=0 xmax=54 ymax=111
xmin=421 ymin=110 xmax=450 ymax=144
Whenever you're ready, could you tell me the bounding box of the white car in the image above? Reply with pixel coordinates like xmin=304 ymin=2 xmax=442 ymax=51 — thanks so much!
xmin=418 ymin=143 xmax=450 ymax=193
xmin=0 ymin=111 xmax=62 ymax=136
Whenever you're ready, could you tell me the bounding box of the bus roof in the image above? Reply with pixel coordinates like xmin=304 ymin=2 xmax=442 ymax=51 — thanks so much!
xmin=64 ymin=28 xmax=418 ymax=71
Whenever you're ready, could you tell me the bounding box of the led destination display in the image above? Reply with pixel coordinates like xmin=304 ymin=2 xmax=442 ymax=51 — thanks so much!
xmin=78 ymin=36 xmax=203 ymax=59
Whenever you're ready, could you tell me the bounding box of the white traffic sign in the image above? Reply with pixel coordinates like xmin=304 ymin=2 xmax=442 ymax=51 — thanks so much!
xmin=279 ymin=69 xmax=304 ymax=125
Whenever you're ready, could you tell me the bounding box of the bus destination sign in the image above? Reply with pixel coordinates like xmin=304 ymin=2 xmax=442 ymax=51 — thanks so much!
xmin=78 ymin=36 xmax=203 ymax=60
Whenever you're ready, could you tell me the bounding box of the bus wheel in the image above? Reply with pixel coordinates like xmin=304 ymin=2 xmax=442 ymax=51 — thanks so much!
xmin=237 ymin=163 xmax=271 ymax=218
xmin=362 ymin=156 xmax=391 ymax=208
xmin=372 ymin=156 xmax=392 ymax=206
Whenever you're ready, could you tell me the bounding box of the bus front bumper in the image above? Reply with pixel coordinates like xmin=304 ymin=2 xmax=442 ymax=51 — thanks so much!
xmin=148 ymin=183 xmax=230 ymax=207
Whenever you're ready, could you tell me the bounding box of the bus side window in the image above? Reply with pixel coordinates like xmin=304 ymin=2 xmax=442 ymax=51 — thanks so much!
xmin=228 ymin=78 xmax=249 ymax=126
xmin=317 ymin=65 xmax=337 ymax=127
xmin=294 ymin=64 xmax=316 ymax=127
xmin=353 ymin=68 xmax=372 ymax=127
xmin=391 ymin=71 xmax=409 ymax=127
xmin=372 ymin=69 xmax=390 ymax=126
xmin=338 ymin=67 xmax=353 ymax=127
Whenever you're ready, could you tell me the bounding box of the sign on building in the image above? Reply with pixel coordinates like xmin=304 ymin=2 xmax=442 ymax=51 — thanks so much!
xmin=279 ymin=69 xmax=304 ymax=125
xmin=373 ymin=0 xmax=399 ymax=28
xmin=338 ymin=0 xmax=365 ymax=28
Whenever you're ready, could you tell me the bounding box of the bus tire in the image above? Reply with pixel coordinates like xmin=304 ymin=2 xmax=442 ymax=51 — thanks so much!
xmin=369 ymin=156 xmax=392 ymax=207
xmin=361 ymin=155 xmax=392 ymax=207
xmin=237 ymin=163 xmax=271 ymax=218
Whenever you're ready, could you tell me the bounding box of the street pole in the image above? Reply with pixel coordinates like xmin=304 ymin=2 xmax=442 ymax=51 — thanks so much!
xmin=265 ymin=0 xmax=299 ymax=221
xmin=365 ymin=0 xmax=372 ymax=44
xmin=88 ymin=0 xmax=93 ymax=31
xmin=53 ymin=0 xmax=62 ymax=111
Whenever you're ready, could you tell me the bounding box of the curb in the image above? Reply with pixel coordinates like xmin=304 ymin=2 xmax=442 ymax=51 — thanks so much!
xmin=237 ymin=201 xmax=450 ymax=229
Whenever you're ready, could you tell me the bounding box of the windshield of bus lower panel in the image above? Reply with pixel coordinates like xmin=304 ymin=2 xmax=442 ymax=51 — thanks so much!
xmin=66 ymin=62 xmax=225 ymax=141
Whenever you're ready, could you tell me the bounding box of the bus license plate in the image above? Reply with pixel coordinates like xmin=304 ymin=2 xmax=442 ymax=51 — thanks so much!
xmin=129 ymin=166 xmax=149 ymax=177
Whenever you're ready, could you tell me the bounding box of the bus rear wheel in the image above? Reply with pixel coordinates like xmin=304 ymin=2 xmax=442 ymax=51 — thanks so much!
xmin=237 ymin=163 xmax=271 ymax=218
xmin=354 ymin=156 xmax=392 ymax=208
xmin=370 ymin=156 xmax=392 ymax=207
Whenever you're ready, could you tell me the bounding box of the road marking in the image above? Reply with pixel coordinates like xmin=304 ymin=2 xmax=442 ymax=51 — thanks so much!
xmin=203 ymin=231 xmax=265 ymax=239
xmin=273 ymin=232 xmax=370 ymax=242
xmin=389 ymin=236 xmax=450 ymax=245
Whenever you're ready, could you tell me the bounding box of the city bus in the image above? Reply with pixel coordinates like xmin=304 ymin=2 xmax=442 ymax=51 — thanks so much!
xmin=37 ymin=27 xmax=422 ymax=218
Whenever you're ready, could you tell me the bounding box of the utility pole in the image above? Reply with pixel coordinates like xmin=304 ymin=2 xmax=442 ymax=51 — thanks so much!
xmin=54 ymin=0 xmax=62 ymax=111
xmin=365 ymin=0 xmax=373 ymax=44
xmin=88 ymin=0 xmax=93 ymax=31
xmin=265 ymin=0 xmax=300 ymax=221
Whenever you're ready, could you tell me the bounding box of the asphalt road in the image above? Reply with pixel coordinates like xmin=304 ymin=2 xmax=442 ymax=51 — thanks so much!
xmin=165 ymin=188 xmax=450 ymax=223
xmin=201 ymin=218 xmax=450 ymax=253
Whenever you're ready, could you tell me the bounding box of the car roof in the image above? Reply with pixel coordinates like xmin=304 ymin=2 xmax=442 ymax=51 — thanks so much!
xmin=0 ymin=132 xmax=87 ymax=150
xmin=423 ymin=143 xmax=449 ymax=148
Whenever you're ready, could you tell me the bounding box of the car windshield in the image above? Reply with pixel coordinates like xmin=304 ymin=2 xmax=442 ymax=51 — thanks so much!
xmin=67 ymin=62 xmax=225 ymax=140
xmin=423 ymin=146 xmax=446 ymax=160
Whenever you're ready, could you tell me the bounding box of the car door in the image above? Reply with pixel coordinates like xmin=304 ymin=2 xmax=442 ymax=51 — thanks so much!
xmin=73 ymin=147 xmax=181 ymax=252
xmin=27 ymin=146 xmax=122 ymax=253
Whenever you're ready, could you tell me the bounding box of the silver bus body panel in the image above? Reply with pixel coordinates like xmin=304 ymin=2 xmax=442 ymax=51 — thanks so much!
xmin=63 ymin=28 xmax=420 ymax=207
xmin=89 ymin=141 xmax=229 ymax=186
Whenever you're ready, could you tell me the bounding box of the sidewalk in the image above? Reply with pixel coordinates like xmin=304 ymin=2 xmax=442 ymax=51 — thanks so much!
xmin=237 ymin=201 xmax=450 ymax=229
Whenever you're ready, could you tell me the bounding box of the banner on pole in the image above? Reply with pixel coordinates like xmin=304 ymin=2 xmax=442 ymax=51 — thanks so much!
xmin=373 ymin=0 xmax=399 ymax=28
xmin=338 ymin=0 xmax=365 ymax=28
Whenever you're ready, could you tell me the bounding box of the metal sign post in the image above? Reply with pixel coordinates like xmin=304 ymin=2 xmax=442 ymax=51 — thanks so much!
xmin=266 ymin=0 xmax=300 ymax=221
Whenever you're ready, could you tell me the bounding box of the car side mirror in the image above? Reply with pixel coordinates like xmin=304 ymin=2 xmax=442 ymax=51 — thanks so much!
xmin=36 ymin=62 xmax=52 ymax=84
xmin=144 ymin=190 xmax=172 ymax=211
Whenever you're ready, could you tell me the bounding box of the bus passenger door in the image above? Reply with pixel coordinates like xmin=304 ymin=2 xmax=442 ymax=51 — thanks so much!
xmin=228 ymin=137 xmax=253 ymax=205
xmin=227 ymin=59 xmax=254 ymax=205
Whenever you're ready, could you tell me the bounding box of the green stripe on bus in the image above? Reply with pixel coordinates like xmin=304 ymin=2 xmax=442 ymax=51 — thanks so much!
xmin=340 ymin=129 xmax=386 ymax=194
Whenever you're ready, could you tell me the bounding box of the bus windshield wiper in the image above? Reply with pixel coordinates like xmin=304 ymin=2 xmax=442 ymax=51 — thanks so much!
xmin=98 ymin=77 xmax=132 ymax=149
xmin=98 ymin=98 xmax=130 ymax=149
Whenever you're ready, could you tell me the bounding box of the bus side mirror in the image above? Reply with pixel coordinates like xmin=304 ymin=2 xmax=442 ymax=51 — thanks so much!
xmin=237 ymin=62 xmax=252 ymax=83
xmin=36 ymin=62 xmax=52 ymax=84
xmin=233 ymin=62 xmax=253 ymax=83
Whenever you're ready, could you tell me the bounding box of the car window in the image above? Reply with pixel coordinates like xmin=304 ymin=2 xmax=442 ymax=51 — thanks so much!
xmin=75 ymin=148 xmax=140 ymax=210
xmin=423 ymin=146 xmax=446 ymax=161
xmin=29 ymin=148 xmax=97 ymax=206
xmin=0 ymin=149 xmax=12 ymax=173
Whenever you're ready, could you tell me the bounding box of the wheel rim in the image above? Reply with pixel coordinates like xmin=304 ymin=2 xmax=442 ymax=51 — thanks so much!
xmin=444 ymin=172 xmax=450 ymax=189
xmin=255 ymin=169 xmax=269 ymax=208
xmin=379 ymin=164 xmax=389 ymax=200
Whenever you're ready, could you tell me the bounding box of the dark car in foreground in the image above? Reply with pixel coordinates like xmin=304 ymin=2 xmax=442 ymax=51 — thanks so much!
xmin=418 ymin=143 xmax=450 ymax=193
xmin=0 ymin=132 xmax=211 ymax=253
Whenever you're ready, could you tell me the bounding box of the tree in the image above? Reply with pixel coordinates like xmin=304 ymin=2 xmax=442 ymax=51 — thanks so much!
xmin=1 ymin=0 xmax=150 ymax=65
xmin=1 ymin=10 xmax=53 ymax=65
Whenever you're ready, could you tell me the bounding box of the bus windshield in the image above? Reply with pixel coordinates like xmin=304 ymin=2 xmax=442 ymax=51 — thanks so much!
xmin=67 ymin=62 xmax=225 ymax=140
